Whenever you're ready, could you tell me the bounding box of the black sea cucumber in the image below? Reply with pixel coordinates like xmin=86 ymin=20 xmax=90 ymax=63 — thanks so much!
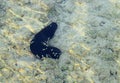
xmin=30 ymin=22 xmax=61 ymax=59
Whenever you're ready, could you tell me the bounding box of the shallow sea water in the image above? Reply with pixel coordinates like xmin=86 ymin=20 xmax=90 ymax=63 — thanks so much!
xmin=0 ymin=0 xmax=120 ymax=83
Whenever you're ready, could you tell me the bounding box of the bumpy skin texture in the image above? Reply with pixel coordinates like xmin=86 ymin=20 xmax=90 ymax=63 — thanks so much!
xmin=31 ymin=22 xmax=58 ymax=43
xmin=30 ymin=22 xmax=61 ymax=59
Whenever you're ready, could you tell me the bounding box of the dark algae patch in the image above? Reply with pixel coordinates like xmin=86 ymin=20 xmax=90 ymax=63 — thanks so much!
xmin=30 ymin=22 xmax=61 ymax=59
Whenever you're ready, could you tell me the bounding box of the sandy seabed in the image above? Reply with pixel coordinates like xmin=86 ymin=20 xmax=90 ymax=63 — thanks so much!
xmin=0 ymin=0 xmax=120 ymax=83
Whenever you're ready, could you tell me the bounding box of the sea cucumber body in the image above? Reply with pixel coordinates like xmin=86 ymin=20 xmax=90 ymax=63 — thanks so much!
xmin=30 ymin=22 xmax=61 ymax=59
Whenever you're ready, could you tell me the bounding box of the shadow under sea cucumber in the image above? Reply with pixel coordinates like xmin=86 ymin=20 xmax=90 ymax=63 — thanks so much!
xmin=30 ymin=22 xmax=61 ymax=59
